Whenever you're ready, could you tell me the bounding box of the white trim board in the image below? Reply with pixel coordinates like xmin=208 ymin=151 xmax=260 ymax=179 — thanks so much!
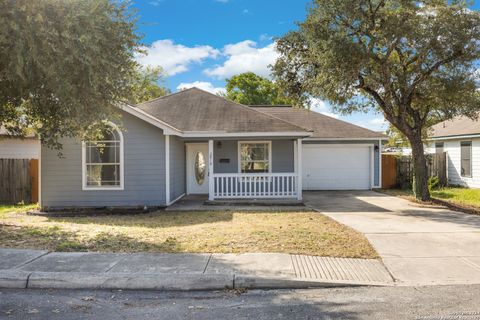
xmin=428 ymin=134 xmax=480 ymax=141
xmin=167 ymin=193 xmax=185 ymax=206
xmin=165 ymin=135 xmax=170 ymax=204
xmin=304 ymin=137 xmax=386 ymax=141
xmin=182 ymin=131 xmax=312 ymax=138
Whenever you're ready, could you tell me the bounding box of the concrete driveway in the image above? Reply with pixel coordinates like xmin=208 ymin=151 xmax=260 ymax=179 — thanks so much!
xmin=304 ymin=191 xmax=480 ymax=285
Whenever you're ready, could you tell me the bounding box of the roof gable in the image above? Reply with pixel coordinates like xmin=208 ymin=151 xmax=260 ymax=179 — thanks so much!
xmin=431 ymin=115 xmax=480 ymax=138
xmin=135 ymin=88 xmax=310 ymax=135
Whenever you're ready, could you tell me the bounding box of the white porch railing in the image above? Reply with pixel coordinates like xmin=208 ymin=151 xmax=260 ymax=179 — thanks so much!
xmin=212 ymin=173 xmax=298 ymax=199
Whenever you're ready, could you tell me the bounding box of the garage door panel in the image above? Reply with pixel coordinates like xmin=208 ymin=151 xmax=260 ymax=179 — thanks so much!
xmin=302 ymin=145 xmax=371 ymax=190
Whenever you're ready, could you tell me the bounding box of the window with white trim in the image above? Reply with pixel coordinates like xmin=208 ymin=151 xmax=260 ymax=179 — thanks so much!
xmin=239 ymin=142 xmax=271 ymax=173
xmin=83 ymin=124 xmax=123 ymax=189
xmin=461 ymin=141 xmax=472 ymax=178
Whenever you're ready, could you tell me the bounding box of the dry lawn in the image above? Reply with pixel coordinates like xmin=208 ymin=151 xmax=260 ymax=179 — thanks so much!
xmin=0 ymin=208 xmax=377 ymax=258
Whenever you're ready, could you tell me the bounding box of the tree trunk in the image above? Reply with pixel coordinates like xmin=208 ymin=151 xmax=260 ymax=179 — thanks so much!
xmin=408 ymin=134 xmax=430 ymax=201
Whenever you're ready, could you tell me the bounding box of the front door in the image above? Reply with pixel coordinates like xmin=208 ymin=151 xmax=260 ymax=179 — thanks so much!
xmin=186 ymin=143 xmax=209 ymax=194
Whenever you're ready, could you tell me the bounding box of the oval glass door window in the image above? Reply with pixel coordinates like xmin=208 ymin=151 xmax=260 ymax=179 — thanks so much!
xmin=194 ymin=152 xmax=206 ymax=185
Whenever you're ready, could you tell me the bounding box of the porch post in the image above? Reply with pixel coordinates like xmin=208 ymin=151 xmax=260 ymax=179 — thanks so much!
xmin=208 ymin=139 xmax=214 ymax=201
xmin=296 ymin=138 xmax=303 ymax=201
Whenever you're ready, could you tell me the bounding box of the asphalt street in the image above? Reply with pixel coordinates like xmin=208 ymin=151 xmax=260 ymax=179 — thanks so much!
xmin=1 ymin=285 xmax=480 ymax=319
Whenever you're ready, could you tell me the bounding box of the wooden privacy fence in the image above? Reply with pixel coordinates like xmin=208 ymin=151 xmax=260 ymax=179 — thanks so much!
xmin=0 ymin=159 xmax=38 ymax=204
xmin=382 ymin=152 xmax=447 ymax=189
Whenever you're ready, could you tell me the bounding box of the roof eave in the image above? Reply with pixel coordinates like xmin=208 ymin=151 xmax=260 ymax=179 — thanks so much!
xmin=305 ymin=137 xmax=387 ymax=141
xmin=181 ymin=131 xmax=313 ymax=138
xmin=428 ymin=133 xmax=480 ymax=140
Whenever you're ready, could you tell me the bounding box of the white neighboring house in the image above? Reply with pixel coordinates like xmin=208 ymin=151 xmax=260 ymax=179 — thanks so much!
xmin=0 ymin=127 xmax=40 ymax=159
xmin=428 ymin=116 xmax=480 ymax=188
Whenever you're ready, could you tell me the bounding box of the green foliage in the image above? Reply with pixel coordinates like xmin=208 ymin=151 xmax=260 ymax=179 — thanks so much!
xmin=56 ymin=241 xmax=87 ymax=252
xmin=0 ymin=0 xmax=141 ymax=149
xmin=428 ymin=176 xmax=440 ymax=191
xmin=129 ymin=66 xmax=170 ymax=104
xmin=222 ymin=72 xmax=297 ymax=106
xmin=386 ymin=124 xmax=409 ymax=148
xmin=273 ymin=0 xmax=480 ymax=200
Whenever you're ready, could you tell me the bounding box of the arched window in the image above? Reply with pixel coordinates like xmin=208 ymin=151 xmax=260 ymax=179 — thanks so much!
xmin=82 ymin=123 xmax=124 ymax=190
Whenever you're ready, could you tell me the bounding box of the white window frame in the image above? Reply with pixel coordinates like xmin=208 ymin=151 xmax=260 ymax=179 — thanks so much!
xmin=82 ymin=122 xmax=124 ymax=190
xmin=237 ymin=141 xmax=272 ymax=174
xmin=460 ymin=141 xmax=472 ymax=178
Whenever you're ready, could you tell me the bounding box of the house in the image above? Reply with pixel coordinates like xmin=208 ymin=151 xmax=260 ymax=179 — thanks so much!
xmin=428 ymin=116 xmax=480 ymax=188
xmin=40 ymin=88 xmax=386 ymax=209
xmin=0 ymin=127 xmax=40 ymax=159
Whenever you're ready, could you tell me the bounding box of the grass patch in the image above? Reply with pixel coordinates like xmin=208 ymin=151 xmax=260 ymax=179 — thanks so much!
xmin=379 ymin=187 xmax=480 ymax=211
xmin=431 ymin=188 xmax=480 ymax=208
xmin=0 ymin=210 xmax=378 ymax=258
xmin=0 ymin=204 xmax=38 ymax=217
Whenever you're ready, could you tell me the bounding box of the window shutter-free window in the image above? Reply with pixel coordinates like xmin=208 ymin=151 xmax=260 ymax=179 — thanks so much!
xmin=435 ymin=142 xmax=444 ymax=154
xmin=239 ymin=142 xmax=271 ymax=173
xmin=83 ymin=124 xmax=124 ymax=189
xmin=461 ymin=141 xmax=472 ymax=177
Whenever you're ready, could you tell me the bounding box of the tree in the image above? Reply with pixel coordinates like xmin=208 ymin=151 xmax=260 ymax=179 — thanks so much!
xmin=273 ymin=0 xmax=480 ymax=200
xmin=129 ymin=66 xmax=170 ymax=104
xmin=0 ymin=0 xmax=141 ymax=149
xmin=223 ymin=72 xmax=296 ymax=105
xmin=385 ymin=125 xmax=408 ymax=148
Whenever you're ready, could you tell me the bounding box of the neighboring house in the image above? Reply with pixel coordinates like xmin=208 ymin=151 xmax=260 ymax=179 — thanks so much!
xmin=0 ymin=127 xmax=40 ymax=159
xmin=40 ymin=88 xmax=386 ymax=209
xmin=428 ymin=116 xmax=480 ymax=188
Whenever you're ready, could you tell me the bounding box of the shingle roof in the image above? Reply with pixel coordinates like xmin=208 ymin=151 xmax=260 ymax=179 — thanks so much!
xmin=0 ymin=126 xmax=36 ymax=138
xmin=251 ymin=106 xmax=387 ymax=139
xmin=430 ymin=116 xmax=480 ymax=138
xmin=136 ymin=88 xmax=310 ymax=134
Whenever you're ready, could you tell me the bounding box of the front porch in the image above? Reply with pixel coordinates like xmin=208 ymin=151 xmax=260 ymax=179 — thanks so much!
xmin=167 ymin=137 xmax=304 ymax=204
xmin=207 ymin=139 xmax=303 ymax=201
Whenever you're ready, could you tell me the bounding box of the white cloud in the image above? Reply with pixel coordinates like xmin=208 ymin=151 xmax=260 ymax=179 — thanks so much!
xmin=136 ymin=39 xmax=220 ymax=76
xmin=149 ymin=1 xmax=163 ymax=6
xmin=309 ymin=98 xmax=339 ymax=119
xmin=259 ymin=33 xmax=271 ymax=42
xmin=204 ymin=40 xmax=278 ymax=79
xmin=176 ymin=81 xmax=226 ymax=95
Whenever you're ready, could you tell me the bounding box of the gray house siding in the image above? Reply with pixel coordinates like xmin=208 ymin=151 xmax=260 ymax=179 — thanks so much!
xmin=213 ymin=139 xmax=295 ymax=173
xmin=169 ymin=136 xmax=186 ymax=201
xmin=272 ymin=140 xmax=295 ymax=172
xmin=303 ymin=140 xmax=381 ymax=187
xmin=41 ymin=111 xmax=166 ymax=208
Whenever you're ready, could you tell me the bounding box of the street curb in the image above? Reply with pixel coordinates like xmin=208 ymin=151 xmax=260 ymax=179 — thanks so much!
xmin=26 ymin=272 xmax=234 ymax=291
xmin=0 ymin=270 xmax=31 ymax=289
xmin=0 ymin=271 xmax=393 ymax=291
xmin=235 ymin=275 xmax=392 ymax=289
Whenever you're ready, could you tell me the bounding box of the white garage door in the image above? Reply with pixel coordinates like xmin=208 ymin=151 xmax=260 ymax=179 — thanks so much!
xmin=302 ymin=144 xmax=372 ymax=190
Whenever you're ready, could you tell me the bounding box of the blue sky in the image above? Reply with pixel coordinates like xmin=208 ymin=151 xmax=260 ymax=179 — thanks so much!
xmin=132 ymin=0 xmax=479 ymax=132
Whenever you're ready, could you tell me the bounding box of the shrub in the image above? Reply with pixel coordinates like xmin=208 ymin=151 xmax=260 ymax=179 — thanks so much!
xmin=428 ymin=176 xmax=440 ymax=191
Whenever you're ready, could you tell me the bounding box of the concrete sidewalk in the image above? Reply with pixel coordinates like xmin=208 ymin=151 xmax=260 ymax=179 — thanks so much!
xmin=0 ymin=249 xmax=393 ymax=291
